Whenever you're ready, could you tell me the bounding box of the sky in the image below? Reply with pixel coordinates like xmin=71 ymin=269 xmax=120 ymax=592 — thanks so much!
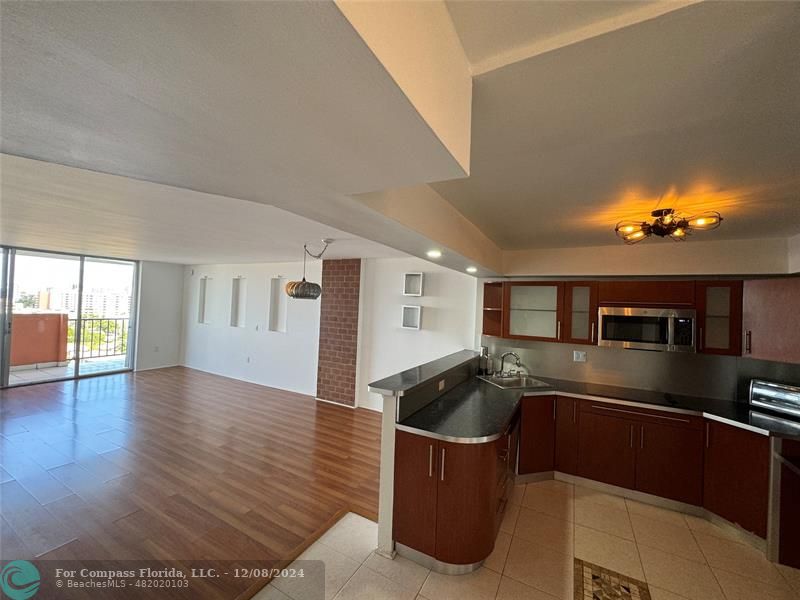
xmin=10 ymin=252 xmax=135 ymax=294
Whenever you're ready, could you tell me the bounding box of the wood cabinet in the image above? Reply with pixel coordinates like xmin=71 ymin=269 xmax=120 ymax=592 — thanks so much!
xmin=779 ymin=439 xmax=800 ymax=569
xmin=598 ymin=281 xmax=695 ymax=307
xmin=635 ymin=419 xmax=704 ymax=505
xmin=577 ymin=409 xmax=637 ymax=489
xmin=577 ymin=402 xmax=704 ymax=505
xmin=696 ymin=281 xmax=742 ymax=356
xmin=503 ymin=282 xmax=564 ymax=341
xmin=563 ymin=282 xmax=598 ymax=345
xmin=518 ymin=395 xmax=555 ymax=474
xmin=435 ymin=441 xmax=497 ymax=564
xmin=394 ymin=424 xmax=517 ymax=564
xmin=703 ymin=420 xmax=770 ymax=538
xmin=743 ymin=277 xmax=800 ymax=364
xmin=393 ymin=430 xmax=438 ymax=556
xmin=482 ymin=282 xmax=504 ymax=337
xmin=554 ymin=396 xmax=579 ymax=474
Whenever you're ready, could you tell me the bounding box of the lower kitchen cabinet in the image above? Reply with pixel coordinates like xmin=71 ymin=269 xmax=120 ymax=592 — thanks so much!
xmin=577 ymin=410 xmax=637 ymax=489
xmin=704 ymin=420 xmax=770 ymax=538
xmin=554 ymin=396 xmax=579 ymax=474
xmin=434 ymin=441 xmax=497 ymax=564
xmin=635 ymin=419 xmax=704 ymax=505
xmin=393 ymin=424 xmax=516 ymax=565
xmin=518 ymin=395 xmax=555 ymax=474
xmin=577 ymin=402 xmax=704 ymax=505
xmin=393 ymin=430 xmax=438 ymax=556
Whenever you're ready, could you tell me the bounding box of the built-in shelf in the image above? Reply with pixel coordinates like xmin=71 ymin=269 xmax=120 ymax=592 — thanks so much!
xmin=230 ymin=276 xmax=247 ymax=328
xmin=268 ymin=277 xmax=288 ymax=333
xmin=401 ymin=305 xmax=422 ymax=330
xmin=403 ymin=272 xmax=424 ymax=297
xmin=198 ymin=276 xmax=211 ymax=324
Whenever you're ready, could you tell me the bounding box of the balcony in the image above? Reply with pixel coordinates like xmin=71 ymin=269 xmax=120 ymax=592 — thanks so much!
xmin=8 ymin=313 xmax=130 ymax=385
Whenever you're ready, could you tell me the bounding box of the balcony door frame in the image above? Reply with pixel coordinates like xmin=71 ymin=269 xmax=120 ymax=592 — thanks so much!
xmin=0 ymin=245 xmax=140 ymax=388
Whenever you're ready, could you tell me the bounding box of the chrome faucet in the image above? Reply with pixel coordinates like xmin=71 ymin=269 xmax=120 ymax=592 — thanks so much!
xmin=499 ymin=352 xmax=521 ymax=377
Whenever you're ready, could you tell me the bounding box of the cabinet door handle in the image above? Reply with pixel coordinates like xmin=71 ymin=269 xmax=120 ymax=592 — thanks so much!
xmin=572 ymin=400 xmax=577 ymax=424
xmin=590 ymin=322 xmax=596 ymax=343
xmin=557 ymin=320 xmax=562 ymax=340
xmin=553 ymin=400 xmax=557 ymax=421
xmin=745 ymin=330 xmax=752 ymax=354
xmin=699 ymin=327 xmax=703 ymax=351
xmin=590 ymin=404 xmax=691 ymax=424
xmin=705 ymin=422 xmax=710 ymax=449
xmin=440 ymin=448 xmax=446 ymax=481
xmin=640 ymin=425 xmax=645 ymax=449
xmin=629 ymin=425 xmax=634 ymax=448
xmin=428 ymin=444 xmax=434 ymax=477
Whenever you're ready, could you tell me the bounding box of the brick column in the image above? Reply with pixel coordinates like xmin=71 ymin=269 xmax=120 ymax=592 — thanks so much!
xmin=316 ymin=259 xmax=361 ymax=406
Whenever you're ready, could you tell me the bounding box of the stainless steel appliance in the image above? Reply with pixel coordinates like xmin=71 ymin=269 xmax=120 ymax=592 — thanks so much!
xmin=597 ymin=306 xmax=696 ymax=352
xmin=751 ymin=380 xmax=800 ymax=568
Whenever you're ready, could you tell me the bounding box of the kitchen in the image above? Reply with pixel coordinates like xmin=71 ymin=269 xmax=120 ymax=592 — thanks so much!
xmin=370 ymin=276 xmax=800 ymax=599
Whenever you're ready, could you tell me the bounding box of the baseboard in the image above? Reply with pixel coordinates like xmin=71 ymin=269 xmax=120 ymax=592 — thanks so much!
xmin=134 ymin=363 xmax=181 ymax=372
xmin=315 ymin=396 xmax=356 ymax=410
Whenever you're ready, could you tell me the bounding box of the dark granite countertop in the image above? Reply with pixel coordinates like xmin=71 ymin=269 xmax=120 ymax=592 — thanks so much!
xmin=368 ymin=350 xmax=478 ymax=396
xmin=525 ymin=376 xmax=800 ymax=441
xmin=397 ymin=379 xmax=522 ymax=442
xmin=396 ymin=373 xmax=800 ymax=442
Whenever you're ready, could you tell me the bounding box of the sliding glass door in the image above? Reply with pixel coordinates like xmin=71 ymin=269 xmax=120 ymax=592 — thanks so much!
xmin=78 ymin=258 xmax=136 ymax=376
xmin=0 ymin=247 xmax=138 ymax=388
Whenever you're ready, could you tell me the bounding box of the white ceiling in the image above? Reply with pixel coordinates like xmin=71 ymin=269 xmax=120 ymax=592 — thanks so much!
xmin=0 ymin=155 xmax=403 ymax=265
xmin=2 ymin=1 xmax=798 ymax=273
xmin=0 ymin=1 xmax=479 ymax=266
xmin=434 ymin=1 xmax=800 ymax=250
xmin=446 ymin=0 xmax=658 ymax=70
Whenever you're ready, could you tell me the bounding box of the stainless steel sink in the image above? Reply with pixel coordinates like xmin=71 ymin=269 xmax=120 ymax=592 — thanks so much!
xmin=478 ymin=375 xmax=551 ymax=390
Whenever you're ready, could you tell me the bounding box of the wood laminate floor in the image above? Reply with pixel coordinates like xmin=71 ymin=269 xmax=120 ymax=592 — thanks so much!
xmin=0 ymin=367 xmax=381 ymax=599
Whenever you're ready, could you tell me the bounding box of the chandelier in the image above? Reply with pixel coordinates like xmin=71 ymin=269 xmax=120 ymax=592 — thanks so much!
xmin=285 ymin=239 xmax=332 ymax=299
xmin=615 ymin=208 xmax=722 ymax=245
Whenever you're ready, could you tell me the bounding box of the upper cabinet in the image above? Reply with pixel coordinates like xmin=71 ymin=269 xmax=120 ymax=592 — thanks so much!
xmin=598 ymin=281 xmax=695 ymax=306
xmin=503 ymin=282 xmax=564 ymax=341
xmin=563 ymin=282 xmax=598 ymax=345
xmin=696 ymin=281 xmax=742 ymax=356
xmin=743 ymin=277 xmax=800 ymax=365
xmin=482 ymin=282 xmax=504 ymax=337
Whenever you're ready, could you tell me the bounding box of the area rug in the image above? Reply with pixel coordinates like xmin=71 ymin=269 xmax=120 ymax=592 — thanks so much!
xmin=574 ymin=558 xmax=651 ymax=600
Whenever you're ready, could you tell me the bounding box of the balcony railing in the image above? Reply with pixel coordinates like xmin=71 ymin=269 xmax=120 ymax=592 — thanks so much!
xmin=67 ymin=318 xmax=129 ymax=360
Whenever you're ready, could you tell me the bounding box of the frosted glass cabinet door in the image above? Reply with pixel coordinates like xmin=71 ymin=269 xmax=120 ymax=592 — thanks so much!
xmin=563 ymin=282 xmax=598 ymax=345
xmin=506 ymin=283 xmax=562 ymax=339
xmin=697 ymin=281 xmax=742 ymax=355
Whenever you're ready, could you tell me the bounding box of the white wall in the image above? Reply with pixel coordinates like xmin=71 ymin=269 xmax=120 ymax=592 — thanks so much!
xmin=180 ymin=261 xmax=322 ymax=396
xmin=789 ymin=234 xmax=800 ymax=274
xmin=336 ymin=0 xmax=472 ymax=174
xmin=135 ymin=261 xmax=185 ymax=371
xmin=503 ymin=236 xmax=789 ymax=276
xmin=357 ymin=257 xmax=478 ymax=411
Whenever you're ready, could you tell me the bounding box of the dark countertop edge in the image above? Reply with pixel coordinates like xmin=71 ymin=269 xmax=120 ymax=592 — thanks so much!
xmin=520 ymin=389 xmax=772 ymax=436
xmin=397 ymin=375 xmax=800 ymax=442
xmin=368 ymin=349 xmax=478 ymax=396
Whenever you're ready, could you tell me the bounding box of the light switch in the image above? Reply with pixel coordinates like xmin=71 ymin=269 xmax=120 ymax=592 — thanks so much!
xmin=573 ymin=350 xmax=587 ymax=363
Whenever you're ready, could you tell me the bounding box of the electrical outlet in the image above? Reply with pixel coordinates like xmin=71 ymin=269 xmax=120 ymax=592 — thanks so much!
xmin=438 ymin=379 xmax=445 ymax=392
xmin=573 ymin=350 xmax=587 ymax=363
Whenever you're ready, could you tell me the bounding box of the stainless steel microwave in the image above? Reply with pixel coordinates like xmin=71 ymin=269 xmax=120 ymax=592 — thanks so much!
xmin=597 ymin=306 xmax=696 ymax=352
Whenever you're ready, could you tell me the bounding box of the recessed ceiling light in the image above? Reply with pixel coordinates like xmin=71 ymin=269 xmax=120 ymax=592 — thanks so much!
xmin=466 ymin=266 xmax=477 ymax=273
xmin=426 ymin=249 xmax=442 ymax=259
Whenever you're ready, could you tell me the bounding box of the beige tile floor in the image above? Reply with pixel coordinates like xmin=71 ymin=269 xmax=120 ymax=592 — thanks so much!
xmin=255 ymin=482 xmax=800 ymax=600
